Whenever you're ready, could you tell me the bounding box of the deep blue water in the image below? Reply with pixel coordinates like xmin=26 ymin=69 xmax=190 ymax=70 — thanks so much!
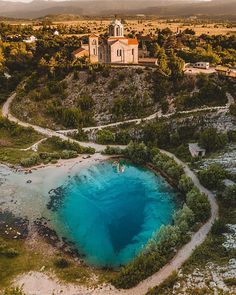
xmin=55 ymin=161 xmax=179 ymax=267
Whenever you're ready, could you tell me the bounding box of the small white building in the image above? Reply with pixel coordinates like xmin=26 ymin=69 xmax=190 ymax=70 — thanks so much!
xmin=189 ymin=143 xmax=206 ymax=158
xmin=23 ymin=35 xmax=37 ymax=43
xmin=4 ymin=72 xmax=11 ymax=79
xmin=194 ymin=62 xmax=210 ymax=70
xmin=54 ymin=30 xmax=60 ymax=36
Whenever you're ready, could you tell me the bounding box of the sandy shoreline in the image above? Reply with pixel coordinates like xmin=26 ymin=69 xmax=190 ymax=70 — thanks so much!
xmin=0 ymin=154 xmax=114 ymax=217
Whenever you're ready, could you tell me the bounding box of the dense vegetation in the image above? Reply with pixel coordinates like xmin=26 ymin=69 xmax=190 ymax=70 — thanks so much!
xmin=20 ymin=136 xmax=95 ymax=167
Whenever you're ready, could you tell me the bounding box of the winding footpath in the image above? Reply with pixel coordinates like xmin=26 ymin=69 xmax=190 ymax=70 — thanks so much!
xmin=2 ymin=93 xmax=125 ymax=153
xmin=2 ymin=92 xmax=219 ymax=295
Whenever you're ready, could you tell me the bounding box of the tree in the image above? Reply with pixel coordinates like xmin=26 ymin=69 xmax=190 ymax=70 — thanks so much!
xmin=124 ymin=141 xmax=149 ymax=164
xmin=61 ymin=108 xmax=81 ymax=128
xmin=96 ymin=129 xmax=115 ymax=144
xmin=178 ymin=174 xmax=194 ymax=193
xmin=222 ymin=184 xmax=236 ymax=206
xmin=154 ymin=225 xmax=181 ymax=255
xmin=198 ymin=164 xmax=227 ymax=190
xmin=186 ymin=187 xmax=211 ymax=222
xmin=174 ymin=205 xmax=195 ymax=230
xmin=199 ymin=128 xmax=228 ymax=152
xmin=168 ymin=50 xmax=185 ymax=80
xmin=157 ymin=48 xmax=171 ymax=76
xmin=77 ymin=94 xmax=94 ymax=111
xmin=38 ymin=57 xmax=48 ymax=74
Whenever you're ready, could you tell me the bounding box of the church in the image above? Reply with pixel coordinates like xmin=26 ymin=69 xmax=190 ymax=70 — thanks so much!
xmin=73 ymin=19 xmax=139 ymax=64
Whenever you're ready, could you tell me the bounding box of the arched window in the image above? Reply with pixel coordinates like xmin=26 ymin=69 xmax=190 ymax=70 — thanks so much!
xmin=117 ymin=49 xmax=122 ymax=57
xmin=116 ymin=27 xmax=119 ymax=36
xmin=92 ymin=39 xmax=97 ymax=45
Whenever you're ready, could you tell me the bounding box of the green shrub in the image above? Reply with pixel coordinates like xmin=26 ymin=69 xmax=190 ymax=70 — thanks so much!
xmin=60 ymin=150 xmax=78 ymax=159
xmin=0 ymin=244 xmax=19 ymax=258
xmin=221 ymin=184 xmax=236 ymax=206
xmin=186 ymin=187 xmax=211 ymax=222
xmin=224 ymin=277 xmax=236 ymax=286
xmin=211 ymin=219 xmax=227 ymax=235
xmin=108 ymin=78 xmax=119 ymax=91
xmin=20 ymin=153 xmax=40 ymax=167
xmin=153 ymin=152 xmax=183 ymax=183
xmin=54 ymin=258 xmax=70 ymax=269
xmin=178 ymin=174 xmax=194 ymax=193
xmin=199 ymin=128 xmax=228 ymax=153
xmin=198 ymin=164 xmax=227 ymax=190
xmin=102 ymin=146 xmax=123 ymax=155
xmin=96 ymin=129 xmax=115 ymax=145
xmin=124 ymin=141 xmax=150 ymax=164
xmin=147 ymin=271 xmax=178 ymax=294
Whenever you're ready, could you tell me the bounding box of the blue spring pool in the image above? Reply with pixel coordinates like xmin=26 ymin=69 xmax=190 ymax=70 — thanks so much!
xmin=53 ymin=161 xmax=179 ymax=267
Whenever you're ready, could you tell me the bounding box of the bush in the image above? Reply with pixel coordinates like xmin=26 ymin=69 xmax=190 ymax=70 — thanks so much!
xmin=173 ymin=204 xmax=195 ymax=234
xmin=211 ymin=219 xmax=227 ymax=235
xmin=54 ymin=258 xmax=70 ymax=269
xmin=61 ymin=108 xmax=82 ymax=128
xmin=77 ymin=95 xmax=94 ymax=111
xmin=198 ymin=164 xmax=227 ymax=190
xmin=199 ymin=128 xmax=228 ymax=153
xmin=153 ymin=152 xmax=183 ymax=183
xmin=178 ymin=174 xmax=194 ymax=193
xmin=124 ymin=141 xmax=150 ymax=164
xmin=147 ymin=271 xmax=178 ymax=295
xmin=96 ymin=129 xmax=115 ymax=145
xmin=39 ymin=152 xmax=60 ymax=160
xmin=102 ymin=146 xmax=123 ymax=155
xmin=117 ymin=72 xmax=126 ymax=81
xmin=0 ymin=244 xmax=19 ymax=258
xmin=108 ymin=78 xmax=119 ymax=91
xmin=221 ymin=184 xmax=236 ymax=206
xmin=60 ymin=150 xmax=78 ymax=159
xmin=20 ymin=153 xmax=40 ymax=167
xmin=186 ymin=187 xmax=211 ymax=222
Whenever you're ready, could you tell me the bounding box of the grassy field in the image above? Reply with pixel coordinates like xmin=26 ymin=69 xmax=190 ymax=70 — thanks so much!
xmin=6 ymin=18 xmax=236 ymax=36
xmin=0 ymin=117 xmax=43 ymax=165
xmin=0 ymin=234 xmax=115 ymax=290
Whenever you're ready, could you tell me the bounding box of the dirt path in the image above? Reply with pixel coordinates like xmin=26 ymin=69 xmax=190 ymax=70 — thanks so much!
xmin=20 ymin=138 xmax=47 ymax=152
xmin=3 ymin=92 xmax=219 ymax=295
xmin=2 ymin=93 xmax=125 ymax=153
xmin=58 ymin=105 xmax=229 ymax=134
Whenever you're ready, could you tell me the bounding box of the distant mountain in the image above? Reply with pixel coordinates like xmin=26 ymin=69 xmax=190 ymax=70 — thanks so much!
xmin=0 ymin=0 xmax=235 ymax=19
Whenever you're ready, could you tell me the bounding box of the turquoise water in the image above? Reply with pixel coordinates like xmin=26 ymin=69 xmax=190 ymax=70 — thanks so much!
xmin=54 ymin=162 xmax=179 ymax=267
